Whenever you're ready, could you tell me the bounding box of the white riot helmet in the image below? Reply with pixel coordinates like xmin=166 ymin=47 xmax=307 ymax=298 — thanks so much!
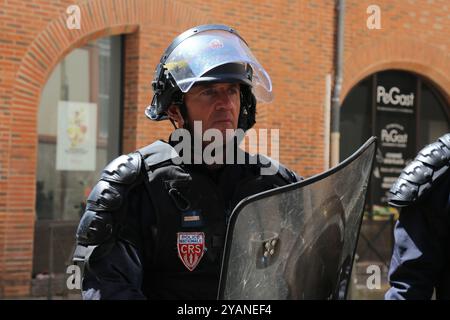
xmin=146 ymin=24 xmax=273 ymax=131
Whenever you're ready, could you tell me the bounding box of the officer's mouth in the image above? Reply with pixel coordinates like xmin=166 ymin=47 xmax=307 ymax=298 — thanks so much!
xmin=211 ymin=116 xmax=234 ymax=124
xmin=211 ymin=120 xmax=235 ymax=131
xmin=213 ymin=119 xmax=233 ymax=124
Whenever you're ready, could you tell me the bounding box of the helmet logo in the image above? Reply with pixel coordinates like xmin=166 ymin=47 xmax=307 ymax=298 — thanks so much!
xmin=209 ymin=39 xmax=224 ymax=49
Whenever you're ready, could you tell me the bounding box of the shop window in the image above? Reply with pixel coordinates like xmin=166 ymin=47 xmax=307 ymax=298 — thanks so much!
xmin=33 ymin=35 xmax=123 ymax=295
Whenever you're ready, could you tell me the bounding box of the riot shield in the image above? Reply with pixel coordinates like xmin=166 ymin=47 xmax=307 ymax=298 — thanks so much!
xmin=218 ymin=137 xmax=377 ymax=300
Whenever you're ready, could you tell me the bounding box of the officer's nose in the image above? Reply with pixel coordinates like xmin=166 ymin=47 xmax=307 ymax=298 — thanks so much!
xmin=214 ymin=89 xmax=234 ymax=111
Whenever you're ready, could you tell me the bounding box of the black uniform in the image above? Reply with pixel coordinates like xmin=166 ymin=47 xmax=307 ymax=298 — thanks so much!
xmin=74 ymin=138 xmax=300 ymax=300
xmin=385 ymin=133 xmax=450 ymax=299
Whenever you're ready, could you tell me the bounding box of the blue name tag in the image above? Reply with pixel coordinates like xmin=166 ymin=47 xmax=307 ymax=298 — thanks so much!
xmin=181 ymin=209 xmax=204 ymax=228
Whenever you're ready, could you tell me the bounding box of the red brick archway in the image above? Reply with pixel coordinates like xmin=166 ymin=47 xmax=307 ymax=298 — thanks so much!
xmin=342 ymin=35 xmax=450 ymax=103
xmin=2 ymin=0 xmax=208 ymax=297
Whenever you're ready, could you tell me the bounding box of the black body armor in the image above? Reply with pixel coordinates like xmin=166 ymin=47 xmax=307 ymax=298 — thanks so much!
xmin=388 ymin=133 xmax=450 ymax=207
xmin=74 ymin=140 xmax=300 ymax=299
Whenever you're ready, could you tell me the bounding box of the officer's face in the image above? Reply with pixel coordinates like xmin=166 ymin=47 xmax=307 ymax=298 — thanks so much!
xmin=183 ymin=82 xmax=241 ymax=137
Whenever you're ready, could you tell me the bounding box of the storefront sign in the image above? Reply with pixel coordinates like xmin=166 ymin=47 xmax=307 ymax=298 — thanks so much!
xmin=372 ymin=72 xmax=417 ymax=209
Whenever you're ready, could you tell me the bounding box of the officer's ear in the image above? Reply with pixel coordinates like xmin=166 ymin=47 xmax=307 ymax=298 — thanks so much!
xmin=167 ymin=104 xmax=185 ymax=128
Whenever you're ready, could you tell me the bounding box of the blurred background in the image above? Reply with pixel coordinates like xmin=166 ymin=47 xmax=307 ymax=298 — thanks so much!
xmin=0 ymin=0 xmax=448 ymax=299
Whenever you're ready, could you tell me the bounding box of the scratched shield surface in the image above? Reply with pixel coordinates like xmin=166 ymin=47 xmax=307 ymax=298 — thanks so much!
xmin=219 ymin=137 xmax=376 ymax=300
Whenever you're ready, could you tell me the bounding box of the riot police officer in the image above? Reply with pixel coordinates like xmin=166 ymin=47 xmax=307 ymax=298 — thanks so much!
xmin=385 ymin=133 xmax=450 ymax=299
xmin=73 ymin=24 xmax=300 ymax=300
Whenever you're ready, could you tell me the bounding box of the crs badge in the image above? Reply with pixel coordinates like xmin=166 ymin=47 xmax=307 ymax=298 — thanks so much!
xmin=177 ymin=232 xmax=206 ymax=271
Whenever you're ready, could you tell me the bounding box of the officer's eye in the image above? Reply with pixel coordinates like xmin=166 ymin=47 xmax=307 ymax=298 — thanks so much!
xmin=228 ymin=86 xmax=240 ymax=95
xmin=200 ymin=88 xmax=217 ymax=96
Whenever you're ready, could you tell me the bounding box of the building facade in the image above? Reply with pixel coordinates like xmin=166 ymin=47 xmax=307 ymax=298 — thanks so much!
xmin=0 ymin=0 xmax=448 ymax=298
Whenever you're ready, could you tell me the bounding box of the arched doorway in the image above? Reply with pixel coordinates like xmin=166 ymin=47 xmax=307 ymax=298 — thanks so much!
xmin=340 ymin=69 xmax=450 ymax=299
xmin=32 ymin=35 xmax=123 ymax=298
xmin=341 ymin=70 xmax=450 ymax=212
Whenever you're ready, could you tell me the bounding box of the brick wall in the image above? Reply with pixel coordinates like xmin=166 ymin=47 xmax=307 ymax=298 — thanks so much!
xmin=342 ymin=1 xmax=450 ymax=99
xmin=0 ymin=0 xmax=448 ymax=297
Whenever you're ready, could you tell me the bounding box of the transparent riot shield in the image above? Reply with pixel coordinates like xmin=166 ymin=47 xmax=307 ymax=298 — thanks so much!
xmin=218 ymin=137 xmax=377 ymax=300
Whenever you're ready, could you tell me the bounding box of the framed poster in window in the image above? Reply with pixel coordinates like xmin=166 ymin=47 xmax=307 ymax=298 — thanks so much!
xmin=56 ymin=101 xmax=97 ymax=171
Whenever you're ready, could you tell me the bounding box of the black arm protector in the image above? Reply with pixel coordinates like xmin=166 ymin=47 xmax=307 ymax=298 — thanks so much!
xmin=75 ymin=152 xmax=143 ymax=248
xmin=388 ymin=133 xmax=450 ymax=208
xmin=73 ymin=140 xmax=179 ymax=264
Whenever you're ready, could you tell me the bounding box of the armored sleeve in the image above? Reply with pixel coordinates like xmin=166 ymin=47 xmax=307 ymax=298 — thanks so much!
xmin=73 ymin=152 xmax=147 ymax=300
xmin=385 ymin=149 xmax=450 ymax=300
xmin=388 ymin=133 xmax=450 ymax=208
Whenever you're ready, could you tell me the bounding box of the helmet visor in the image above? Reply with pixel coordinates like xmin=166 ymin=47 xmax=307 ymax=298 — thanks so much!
xmin=164 ymin=30 xmax=273 ymax=103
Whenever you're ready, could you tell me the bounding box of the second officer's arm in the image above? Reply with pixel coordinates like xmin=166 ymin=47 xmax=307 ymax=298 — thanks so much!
xmin=385 ymin=190 xmax=448 ymax=299
xmin=385 ymin=134 xmax=450 ymax=300
xmin=386 ymin=170 xmax=450 ymax=299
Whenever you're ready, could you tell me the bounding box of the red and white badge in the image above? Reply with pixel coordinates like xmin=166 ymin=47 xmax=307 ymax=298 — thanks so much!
xmin=177 ymin=232 xmax=205 ymax=271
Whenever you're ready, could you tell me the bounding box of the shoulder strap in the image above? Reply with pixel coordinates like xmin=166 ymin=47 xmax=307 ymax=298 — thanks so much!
xmin=250 ymin=152 xmax=302 ymax=183
xmin=137 ymin=140 xmax=180 ymax=172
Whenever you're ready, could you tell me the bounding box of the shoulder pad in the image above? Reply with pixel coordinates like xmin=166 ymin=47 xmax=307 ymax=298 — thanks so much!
xmin=255 ymin=154 xmax=302 ymax=183
xmin=101 ymin=152 xmax=142 ymax=184
xmin=88 ymin=152 xmax=143 ymax=211
xmin=137 ymin=140 xmax=180 ymax=171
xmin=279 ymin=164 xmax=302 ymax=183
xmin=86 ymin=180 xmax=125 ymax=212
xmin=388 ymin=133 xmax=450 ymax=207
xmin=439 ymin=134 xmax=450 ymax=148
xmin=76 ymin=210 xmax=113 ymax=246
xmin=76 ymin=152 xmax=144 ymax=246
